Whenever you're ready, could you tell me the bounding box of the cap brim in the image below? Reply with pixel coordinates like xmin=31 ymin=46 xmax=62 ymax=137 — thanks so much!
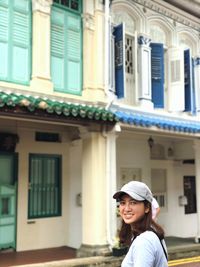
xmin=113 ymin=190 xmax=144 ymax=201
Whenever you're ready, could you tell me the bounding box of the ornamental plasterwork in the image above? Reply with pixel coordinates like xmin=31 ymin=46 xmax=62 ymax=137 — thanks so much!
xmin=112 ymin=11 xmax=135 ymax=33
xmin=82 ymin=13 xmax=95 ymax=31
xmin=32 ymin=0 xmax=53 ymax=14
xmin=138 ymin=35 xmax=151 ymax=46
xmin=133 ymin=0 xmax=200 ymax=32
xmin=150 ymin=25 xmax=166 ymax=44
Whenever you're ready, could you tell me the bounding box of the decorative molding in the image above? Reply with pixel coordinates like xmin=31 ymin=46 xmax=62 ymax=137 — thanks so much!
xmin=133 ymin=0 xmax=200 ymax=32
xmin=138 ymin=35 xmax=151 ymax=46
xmin=112 ymin=11 xmax=135 ymax=33
xmin=82 ymin=13 xmax=95 ymax=31
xmin=32 ymin=0 xmax=53 ymax=14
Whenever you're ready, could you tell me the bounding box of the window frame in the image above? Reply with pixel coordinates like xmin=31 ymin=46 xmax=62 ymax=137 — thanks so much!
xmin=28 ymin=153 xmax=62 ymax=219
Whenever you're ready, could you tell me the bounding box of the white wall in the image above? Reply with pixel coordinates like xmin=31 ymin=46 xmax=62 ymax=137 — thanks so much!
xmin=16 ymin=126 xmax=70 ymax=251
xmin=116 ymin=135 xmax=197 ymax=238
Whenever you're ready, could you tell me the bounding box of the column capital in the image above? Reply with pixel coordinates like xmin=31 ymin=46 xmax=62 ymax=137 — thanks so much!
xmin=194 ymin=57 xmax=200 ymax=66
xmin=32 ymin=0 xmax=53 ymax=14
xmin=82 ymin=13 xmax=95 ymax=31
xmin=138 ymin=35 xmax=151 ymax=47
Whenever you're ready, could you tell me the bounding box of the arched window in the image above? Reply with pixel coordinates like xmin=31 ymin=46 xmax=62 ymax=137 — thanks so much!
xmin=149 ymin=21 xmax=171 ymax=109
xmin=112 ymin=10 xmax=139 ymax=105
xmin=178 ymin=32 xmax=198 ymax=114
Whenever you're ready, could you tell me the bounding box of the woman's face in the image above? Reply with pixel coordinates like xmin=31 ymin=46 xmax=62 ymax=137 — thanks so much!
xmin=119 ymin=194 xmax=149 ymax=224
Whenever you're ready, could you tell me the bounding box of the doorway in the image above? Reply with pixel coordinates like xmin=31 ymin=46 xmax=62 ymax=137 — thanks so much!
xmin=0 ymin=153 xmax=18 ymax=250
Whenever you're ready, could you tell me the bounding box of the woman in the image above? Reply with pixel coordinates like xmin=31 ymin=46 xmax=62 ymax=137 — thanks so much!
xmin=113 ymin=181 xmax=168 ymax=267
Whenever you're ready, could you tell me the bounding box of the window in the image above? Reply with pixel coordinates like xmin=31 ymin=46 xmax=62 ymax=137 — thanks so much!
xmin=112 ymin=11 xmax=136 ymax=102
xmin=125 ymin=36 xmax=133 ymax=74
xmin=151 ymin=169 xmax=167 ymax=209
xmin=28 ymin=154 xmax=62 ymax=219
xmin=53 ymin=0 xmax=81 ymax=12
xmin=51 ymin=1 xmax=82 ymax=95
xmin=184 ymin=176 xmax=196 ymax=214
xmin=0 ymin=0 xmax=31 ymax=85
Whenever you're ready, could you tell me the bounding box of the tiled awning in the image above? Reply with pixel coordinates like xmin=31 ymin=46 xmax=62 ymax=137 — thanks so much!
xmin=114 ymin=110 xmax=200 ymax=134
xmin=0 ymin=91 xmax=118 ymax=123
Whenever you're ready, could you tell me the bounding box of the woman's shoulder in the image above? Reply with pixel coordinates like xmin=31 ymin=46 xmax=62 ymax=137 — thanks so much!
xmin=136 ymin=231 xmax=160 ymax=243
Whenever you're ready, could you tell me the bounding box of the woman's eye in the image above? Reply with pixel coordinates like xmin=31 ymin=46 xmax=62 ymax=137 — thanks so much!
xmin=119 ymin=201 xmax=125 ymax=206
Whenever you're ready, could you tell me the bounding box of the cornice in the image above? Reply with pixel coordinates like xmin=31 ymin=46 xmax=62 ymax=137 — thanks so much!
xmin=132 ymin=0 xmax=200 ymax=32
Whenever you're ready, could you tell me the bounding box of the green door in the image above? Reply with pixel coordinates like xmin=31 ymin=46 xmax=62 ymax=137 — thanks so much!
xmin=0 ymin=153 xmax=17 ymax=250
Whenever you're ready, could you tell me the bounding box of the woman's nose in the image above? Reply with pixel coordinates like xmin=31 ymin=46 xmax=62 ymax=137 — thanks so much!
xmin=124 ymin=202 xmax=132 ymax=210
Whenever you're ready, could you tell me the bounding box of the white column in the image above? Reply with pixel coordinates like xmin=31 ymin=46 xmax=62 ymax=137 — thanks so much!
xmin=78 ymin=130 xmax=110 ymax=256
xmin=105 ymin=128 xmax=118 ymax=248
xmin=194 ymin=57 xmax=200 ymax=111
xmin=30 ymin=0 xmax=53 ymax=92
xmin=193 ymin=140 xmax=200 ymax=242
xmin=137 ymin=35 xmax=153 ymax=109
xmin=82 ymin=1 xmax=106 ymax=101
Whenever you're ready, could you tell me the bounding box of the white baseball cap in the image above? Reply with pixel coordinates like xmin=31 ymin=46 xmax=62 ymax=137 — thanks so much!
xmin=113 ymin=181 xmax=153 ymax=203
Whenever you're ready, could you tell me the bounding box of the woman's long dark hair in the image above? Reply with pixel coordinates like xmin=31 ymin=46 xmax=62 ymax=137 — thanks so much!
xmin=119 ymin=200 xmax=165 ymax=247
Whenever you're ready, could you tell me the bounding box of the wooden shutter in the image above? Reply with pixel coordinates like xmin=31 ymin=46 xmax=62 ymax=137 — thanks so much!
xmin=12 ymin=0 xmax=31 ymax=84
xmin=51 ymin=7 xmax=82 ymax=95
xmin=51 ymin=8 xmax=65 ymax=91
xmin=0 ymin=1 xmax=9 ymax=80
xmin=66 ymin=13 xmax=82 ymax=94
xmin=150 ymin=43 xmax=164 ymax=108
xmin=167 ymin=47 xmax=184 ymax=111
xmin=113 ymin=23 xmax=125 ymax=99
xmin=184 ymin=49 xmax=196 ymax=114
xmin=0 ymin=0 xmax=31 ymax=84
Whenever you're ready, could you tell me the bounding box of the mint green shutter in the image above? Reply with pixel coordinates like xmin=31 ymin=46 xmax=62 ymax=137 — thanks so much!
xmin=12 ymin=0 xmax=31 ymax=84
xmin=51 ymin=7 xmax=82 ymax=95
xmin=51 ymin=8 xmax=65 ymax=91
xmin=66 ymin=14 xmax=81 ymax=94
xmin=0 ymin=0 xmax=31 ymax=84
xmin=0 ymin=1 xmax=9 ymax=79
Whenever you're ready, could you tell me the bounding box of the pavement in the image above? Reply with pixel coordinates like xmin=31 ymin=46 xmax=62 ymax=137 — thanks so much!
xmin=1 ymin=237 xmax=200 ymax=266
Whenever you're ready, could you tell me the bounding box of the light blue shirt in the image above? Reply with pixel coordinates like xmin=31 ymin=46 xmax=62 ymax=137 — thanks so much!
xmin=121 ymin=231 xmax=168 ymax=267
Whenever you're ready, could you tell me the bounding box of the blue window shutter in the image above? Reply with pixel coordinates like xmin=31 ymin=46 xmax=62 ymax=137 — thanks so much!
xmin=51 ymin=7 xmax=82 ymax=95
xmin=184 ymin=49 xmax=195 ymax=113
xmin=0 ymin=0 xmax=31 ymax=84
xmin=150 ymin=43 xmax=164 ymax=108
xmin=113 ymin=23 xmax=125 ymax=99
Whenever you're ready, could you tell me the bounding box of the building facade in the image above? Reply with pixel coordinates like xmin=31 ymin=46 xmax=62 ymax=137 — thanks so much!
xmin=109 ymin=0 xmax=200 ymax=246
xmin=1 ymin=0 xmax=200 ymax=259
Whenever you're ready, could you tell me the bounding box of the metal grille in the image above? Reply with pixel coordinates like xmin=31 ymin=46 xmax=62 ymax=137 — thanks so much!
xmin=28 ymin=154 xmax=61 ymax=218
xmin=125 ymin=36 xmax=133 ymax=74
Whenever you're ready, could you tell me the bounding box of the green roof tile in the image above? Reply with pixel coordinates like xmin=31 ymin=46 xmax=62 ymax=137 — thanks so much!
xmin=0 ymin=92 xmax=118 ymax=123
